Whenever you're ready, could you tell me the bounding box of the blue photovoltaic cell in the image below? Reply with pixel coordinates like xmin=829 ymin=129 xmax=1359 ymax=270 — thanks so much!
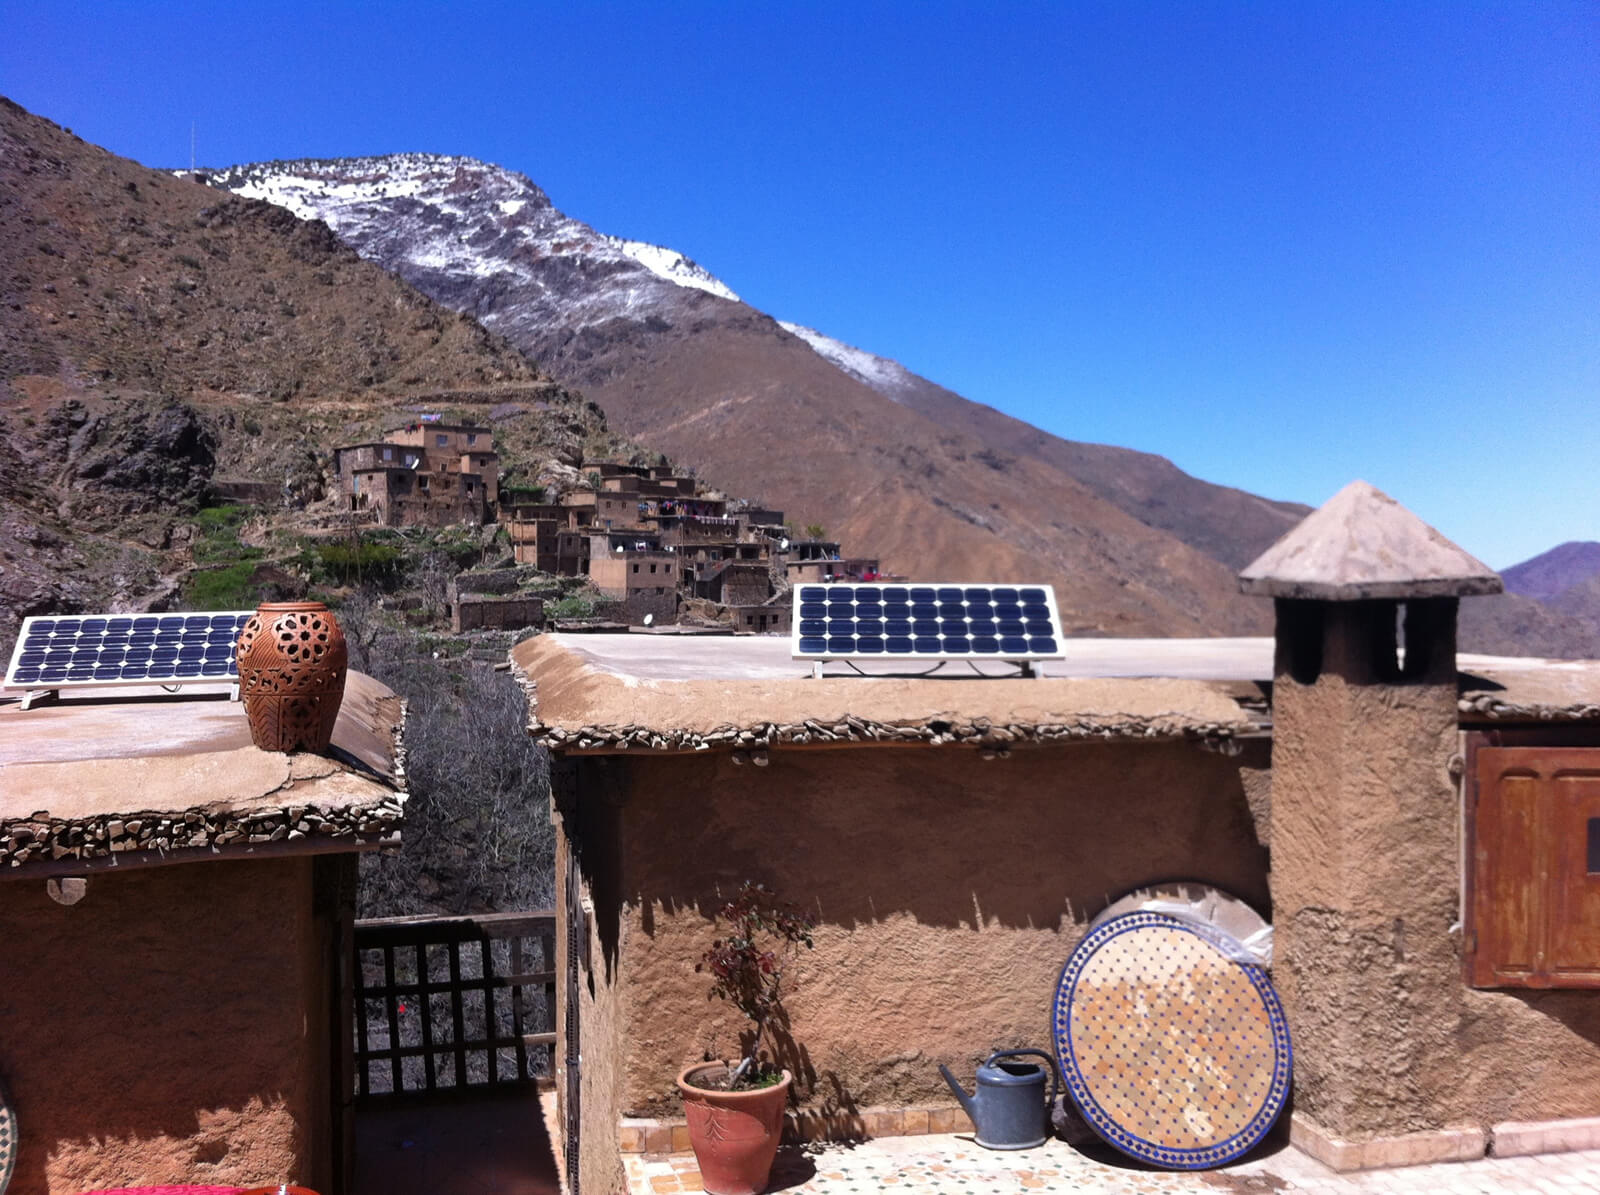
xmin=4 ymin=610 xmax=254 ymax=689
xmin=792 ymin=583 xmax=1066 ymax=661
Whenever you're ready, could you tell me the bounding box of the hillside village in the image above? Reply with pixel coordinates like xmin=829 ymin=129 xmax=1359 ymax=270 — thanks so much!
xmin=329 ymin=417 xmax=878 ymax=635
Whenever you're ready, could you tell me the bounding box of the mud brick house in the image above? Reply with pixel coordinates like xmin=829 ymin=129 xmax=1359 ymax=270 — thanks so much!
xmin=490 ymin=452 xmax=872 ymax=628
xmin=0 ymin=671 xmax=407 ymax=1195
xmin=513 ymin=481 xmax=1600 ymax=1195
xmin=332 ymin=420 xmax=498 ymax=527
xmin=722 ymin=595 xmax=793 ymax=634
xmin=506 ymin=503 xmax=584 ymax=573
xmin=588 ymin=544 xmax=682 ymax=625
xmin=783 ymin=539 xmax=879 ymax=584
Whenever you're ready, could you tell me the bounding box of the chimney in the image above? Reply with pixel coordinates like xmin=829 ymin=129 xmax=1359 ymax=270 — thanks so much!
xmin=1240 ymin=481 xmax=1502 ymax=1159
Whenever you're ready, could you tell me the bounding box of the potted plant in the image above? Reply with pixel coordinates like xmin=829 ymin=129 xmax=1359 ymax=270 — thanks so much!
xmin=676 ymin=881 xmax=815 ymax=1195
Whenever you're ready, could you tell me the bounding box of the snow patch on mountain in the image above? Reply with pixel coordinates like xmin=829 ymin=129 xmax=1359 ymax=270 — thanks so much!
xmin=206 ymin=153 xmax=741 ymax=333
xmin=611 ymin=239 xmax=739 ymax=301
xmin=779 ymin=322 xmax=921 ymax=403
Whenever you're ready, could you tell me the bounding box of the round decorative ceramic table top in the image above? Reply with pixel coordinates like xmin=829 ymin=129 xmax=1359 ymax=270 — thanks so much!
xmin=1052 ymin=911 xmax=1291 ymax=1169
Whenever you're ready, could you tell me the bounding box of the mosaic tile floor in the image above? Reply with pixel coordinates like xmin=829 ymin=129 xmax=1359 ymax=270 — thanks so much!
xmin=625 ymin=1134 xmax=1600 ymax=1194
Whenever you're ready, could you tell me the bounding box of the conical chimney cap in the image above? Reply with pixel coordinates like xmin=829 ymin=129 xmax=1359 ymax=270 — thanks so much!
xmin=1239 ymin=480 xmax=1503 ymax=600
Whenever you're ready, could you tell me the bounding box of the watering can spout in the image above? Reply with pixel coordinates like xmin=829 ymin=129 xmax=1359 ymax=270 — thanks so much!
xmin=938 ymin=1063 xmax=979 ymax=1124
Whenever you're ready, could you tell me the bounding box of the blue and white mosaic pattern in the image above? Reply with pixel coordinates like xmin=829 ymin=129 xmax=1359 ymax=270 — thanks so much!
xmin=1052 ymin=911 xmax=1292 ymax=1170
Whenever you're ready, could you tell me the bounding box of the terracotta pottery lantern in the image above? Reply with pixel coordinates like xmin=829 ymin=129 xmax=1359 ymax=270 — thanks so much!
xmin=235 ymin=601 xmax=349 ymax=753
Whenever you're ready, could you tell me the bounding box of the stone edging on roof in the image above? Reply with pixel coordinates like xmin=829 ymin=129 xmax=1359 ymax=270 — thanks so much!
xmin=527 ymin=713 xmax=1249 ymax=755
xmin=2 ymin=792 xmax=406 ymax=871
xmin=1459 ymin=694 xmax=1600 ymax=722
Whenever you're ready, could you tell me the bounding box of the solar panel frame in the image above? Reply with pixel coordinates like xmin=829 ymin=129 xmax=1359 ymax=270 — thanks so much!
xmin=3 ymin=610 xmax=255 ymax=693
xmin=790 ymin=583 xmax=1067 ymax=662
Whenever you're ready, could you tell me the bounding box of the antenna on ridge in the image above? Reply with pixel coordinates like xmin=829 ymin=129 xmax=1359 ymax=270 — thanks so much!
xmin=190 ymin=121 xmax=196 ymax=172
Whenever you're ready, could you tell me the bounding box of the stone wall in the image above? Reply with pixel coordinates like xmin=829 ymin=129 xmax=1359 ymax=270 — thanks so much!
xmin=622 ymin=589 xmax=679 ymax=626
xmin=451 ymin=594 xmax=545 ymax=633
xmin=556 ymin=792 xmax=631 ymax=1195
xmin=0 ymin=856 xmax=333 ymax=1194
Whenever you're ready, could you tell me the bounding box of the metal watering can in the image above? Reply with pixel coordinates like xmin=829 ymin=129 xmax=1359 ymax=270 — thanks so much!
xmin=938 ymin=1048 xmax=1060 ymax=1149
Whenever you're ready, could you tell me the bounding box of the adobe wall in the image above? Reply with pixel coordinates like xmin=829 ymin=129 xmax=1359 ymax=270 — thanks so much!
xmin=556 ymin=790 xmax=630 ymax=1195
xmin=0 ymin=857 xmax=329 ymax=1194
xmin=581 ymin=739 xmax=1270 ymax=1120
xmin=1273 ymin=672 xmax=1600 ymax=1138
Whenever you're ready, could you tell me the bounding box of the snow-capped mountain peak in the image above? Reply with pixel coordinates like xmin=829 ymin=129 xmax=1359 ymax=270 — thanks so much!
xmin=205 ymin=153 xmax=740 ymax=333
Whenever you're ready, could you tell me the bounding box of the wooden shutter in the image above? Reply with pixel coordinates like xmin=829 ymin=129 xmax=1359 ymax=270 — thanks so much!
xmin=1470 ymin=747 xmax=1600 ymax=988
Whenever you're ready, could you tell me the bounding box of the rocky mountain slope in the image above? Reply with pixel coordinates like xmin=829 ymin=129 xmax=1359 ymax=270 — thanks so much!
xmin=1503 ymin=542 xmax=1600 ymax=602
xmin=208 ymin=155 xmax=1319 ymax=636
xmin=782 ymin=322 xmax=1312 ymax=573
xmin=0 ymin=100 xmax=621 ymax=646
xmin=1469 ymin=541 xmax=1600 ymax=655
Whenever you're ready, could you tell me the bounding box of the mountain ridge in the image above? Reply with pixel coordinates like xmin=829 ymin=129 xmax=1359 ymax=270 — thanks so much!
xmin=0 ymin=99 xmax=624 ymax=644
xmin=202 ymin=153 xmax=1321 ymax=636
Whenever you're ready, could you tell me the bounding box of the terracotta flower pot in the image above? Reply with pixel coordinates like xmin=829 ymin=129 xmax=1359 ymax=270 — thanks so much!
xmin=235 ymin=601 xmax=348 ymax=752
xmin=676 ymin=1064 xmax=791 ymax=1195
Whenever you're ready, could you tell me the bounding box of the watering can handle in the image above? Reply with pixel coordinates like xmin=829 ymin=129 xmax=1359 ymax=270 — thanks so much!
xmin=984 ymin=1049 xmax=1061 ymax=1109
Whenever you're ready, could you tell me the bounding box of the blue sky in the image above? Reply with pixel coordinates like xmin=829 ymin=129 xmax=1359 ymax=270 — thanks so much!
xmin=3 ymin=1 xmax=1595 ymax=568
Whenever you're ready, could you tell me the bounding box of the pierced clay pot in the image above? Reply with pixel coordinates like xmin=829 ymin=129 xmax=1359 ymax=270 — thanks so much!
xmin=676 ymin=1064 xmax=792 ymax=1195
xmin=235 ymin=601 xmax=348 ymax=753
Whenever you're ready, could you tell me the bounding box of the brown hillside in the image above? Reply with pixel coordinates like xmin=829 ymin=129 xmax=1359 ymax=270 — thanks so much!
xmin=559 ymin=313 xmax=1271 ymax=635
xmin=875 ymin=370 xmax=1311 ymax=570
xmin=0 ymin=98 xmax=609 ymax=639
xmin=0 ymin=100 xmax=540 ymax=399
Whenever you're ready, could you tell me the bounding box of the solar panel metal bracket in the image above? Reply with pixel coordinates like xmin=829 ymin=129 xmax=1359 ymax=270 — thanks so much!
xmin=19 ymin=688 xmax=59 ymax=711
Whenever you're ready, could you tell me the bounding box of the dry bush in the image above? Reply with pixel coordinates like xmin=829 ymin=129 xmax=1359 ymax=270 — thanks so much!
xmin=340 ymin=592 xmax=554 ymax=917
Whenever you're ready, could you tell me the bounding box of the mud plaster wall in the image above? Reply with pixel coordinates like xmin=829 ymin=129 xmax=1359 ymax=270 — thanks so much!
xmin=1270 ymin=674 xmax=1600 ymax=1138
xmin=0 ymin=857 xmax=328 ymax=1194
xmin=557 ymin=795 xmax=629 ymax=1195
xmin=581 ymin=739 xmax=1270 ymax=1120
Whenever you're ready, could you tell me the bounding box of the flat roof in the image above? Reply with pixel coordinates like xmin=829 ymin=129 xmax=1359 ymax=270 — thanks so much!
xmin=511 ymin=634 xmax=1600 ymax=753
xmin=511 ymin=634 xmax=1273 ymax=754
xmin=0 ymin=670 xmax=406 ymax=876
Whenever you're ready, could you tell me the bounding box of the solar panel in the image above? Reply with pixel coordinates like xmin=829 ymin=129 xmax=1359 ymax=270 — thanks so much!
xmin=3 ymin=610 xmax=254 ymax=694
xmin=791 ymin=583 xmax=1066 ymax=661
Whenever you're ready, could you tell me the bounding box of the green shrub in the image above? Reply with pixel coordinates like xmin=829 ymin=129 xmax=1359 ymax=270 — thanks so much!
xmin=194 ymin=503 xmax=248 ymax=532
xmin=309 ymin=540 xmax=404 ymax=586
xmin=191 ymin=504 xmax=264 ymax=566
xmin=547 ymin=595 xmax=597 ymax=620
xmin=183 ymin=561 xmax=263 ymax=609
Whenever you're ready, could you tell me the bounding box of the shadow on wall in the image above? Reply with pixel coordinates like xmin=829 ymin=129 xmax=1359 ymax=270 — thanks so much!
xmin=623 ymin=740 xmax=1271 ymax=936
xmin=0 ymin=860 xmax=318 ymax=1194
xmin=572 ymin=741 xmax=1271 ymax=1111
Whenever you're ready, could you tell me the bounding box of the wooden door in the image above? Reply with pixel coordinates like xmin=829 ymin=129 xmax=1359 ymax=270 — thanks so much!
xmin=1470 ymin=747 xmax=1600 ymax=988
